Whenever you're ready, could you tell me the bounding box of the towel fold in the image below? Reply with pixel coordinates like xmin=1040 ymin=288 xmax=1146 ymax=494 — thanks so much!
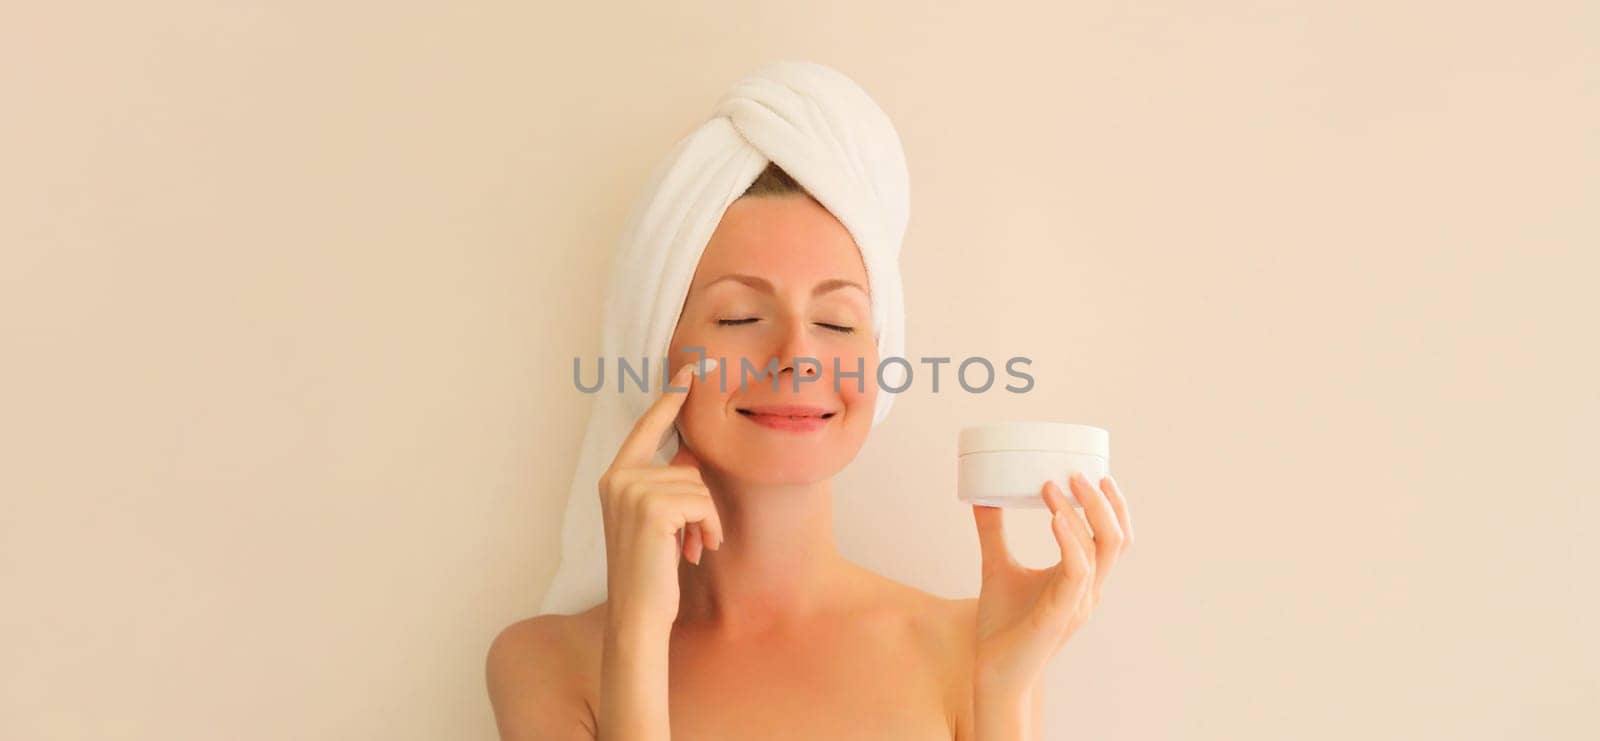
xmin=539 ymin=60 xmax=911 ymax=615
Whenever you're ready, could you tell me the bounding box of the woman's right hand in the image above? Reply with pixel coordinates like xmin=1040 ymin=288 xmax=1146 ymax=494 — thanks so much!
xmin=598 ymin=359 xmax=724 ymax=632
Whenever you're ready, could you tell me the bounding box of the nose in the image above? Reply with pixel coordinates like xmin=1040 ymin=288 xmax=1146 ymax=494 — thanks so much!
xmin=772 ymin=314 xmax=820 ymax=381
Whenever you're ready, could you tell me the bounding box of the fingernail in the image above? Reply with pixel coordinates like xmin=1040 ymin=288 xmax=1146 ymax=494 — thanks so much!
xmin=701 ymin=357 xmax=718 ymax=375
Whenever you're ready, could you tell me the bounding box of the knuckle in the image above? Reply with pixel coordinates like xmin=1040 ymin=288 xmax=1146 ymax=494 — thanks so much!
xmin=1069 ymin=579 xmax=1091 ymax=603
xmin=603 ymin=467 xmax=636 ymax=492
xmin=1051 ymin=586 xmax=1078 ymax=614
xmin=637 ymin=491 xmax=669 ymax=521
xmin=622 ymin=480 xmax=651 ymax=506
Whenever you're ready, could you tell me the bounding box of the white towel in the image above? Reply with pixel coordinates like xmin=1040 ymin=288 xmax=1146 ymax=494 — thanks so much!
xmin=538 ymin=60 xmax=911 ymax=615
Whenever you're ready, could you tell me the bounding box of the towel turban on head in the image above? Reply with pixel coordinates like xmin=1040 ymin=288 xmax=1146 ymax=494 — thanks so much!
xmin=539 ymin=60 xmax=911 ymax=615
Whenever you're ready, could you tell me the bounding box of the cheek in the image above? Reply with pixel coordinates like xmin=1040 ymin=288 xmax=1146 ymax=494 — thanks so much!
xmin=834 ymin=342 xmax=879 ymax=418
xmin=680 ymin=380 xmax=730 ymax=438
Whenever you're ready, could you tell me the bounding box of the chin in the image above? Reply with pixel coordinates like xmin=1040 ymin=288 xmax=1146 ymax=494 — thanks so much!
xmin=712 ymin=442 xmax=849 ymax=485
xmin=698 ymin=432 xmax=865 ymax=486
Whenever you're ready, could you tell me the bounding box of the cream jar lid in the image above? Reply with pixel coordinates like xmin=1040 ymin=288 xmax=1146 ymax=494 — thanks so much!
xmin=958 ymin=421 xmax=1109 ymax=457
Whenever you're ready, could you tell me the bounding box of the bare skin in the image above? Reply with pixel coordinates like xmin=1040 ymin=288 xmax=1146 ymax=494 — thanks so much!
xmin=489 ymin=576 xmax=985 ymax=739
xmin=487 ymin=193 xmax=1133 ymax=740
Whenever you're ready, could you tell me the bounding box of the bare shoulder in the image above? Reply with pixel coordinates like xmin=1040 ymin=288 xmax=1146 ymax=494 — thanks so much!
xmin=864 ymin=576 xmax=980 ymax=737
xmin=845 ymin=562 xmax=974 ymax=628
xmin=865 ymin=572 xmax=978 ymax=651
xmin=936 ymin=595 xmax=980 ymax=637
xmin=485 ymin=605 xmax=606 ymax=740
xmin=843 ymin=570 xmax=977 ymax=690
xmin=922 ymin=595 xmax=980 ymax=740
xmin=917 ymin=593 xmax=980 ymax=680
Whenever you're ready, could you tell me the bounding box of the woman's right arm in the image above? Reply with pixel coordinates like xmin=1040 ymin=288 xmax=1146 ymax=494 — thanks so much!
xmin=489 ymin=360 xmax=719 ymax=740
xmin=596 ymin=616 xmax=672 ymax=740
xmin=595 ymin=360 xmax=723 ymax=740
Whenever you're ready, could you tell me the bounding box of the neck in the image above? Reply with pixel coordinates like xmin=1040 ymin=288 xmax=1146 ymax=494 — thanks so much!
xmin=674 ymin=470 xmax=854 ymax=633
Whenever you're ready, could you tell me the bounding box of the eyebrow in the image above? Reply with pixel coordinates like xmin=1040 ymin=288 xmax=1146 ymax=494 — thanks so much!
xmin=701 ymin=273 xmax=867 ymax=298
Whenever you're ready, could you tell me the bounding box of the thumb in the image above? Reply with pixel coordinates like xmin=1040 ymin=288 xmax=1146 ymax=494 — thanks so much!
xmin=972 ymin=504 xmax=1012 ymax=575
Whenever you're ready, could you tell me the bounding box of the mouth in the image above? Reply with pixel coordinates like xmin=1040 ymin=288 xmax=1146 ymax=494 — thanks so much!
xmin=736 ymin=404 xmax=837 ymax=419
xmin=735 ymin=404 xmax=837 ymax=433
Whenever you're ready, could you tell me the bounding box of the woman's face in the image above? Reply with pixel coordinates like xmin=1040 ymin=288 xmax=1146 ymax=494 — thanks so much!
xmin=667 ymin=194 xmax=879 ymax=485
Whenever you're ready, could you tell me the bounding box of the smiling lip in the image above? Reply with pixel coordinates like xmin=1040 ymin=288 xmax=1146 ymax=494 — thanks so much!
xmin=738 ymin=404 xmax=835 ymax=418
xmin=736 ymin=404 xmax=836 ymax=433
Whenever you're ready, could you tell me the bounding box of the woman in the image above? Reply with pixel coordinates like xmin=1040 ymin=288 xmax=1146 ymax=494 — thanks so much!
xmin=488 ymin=64 xmax=1133 ymax=740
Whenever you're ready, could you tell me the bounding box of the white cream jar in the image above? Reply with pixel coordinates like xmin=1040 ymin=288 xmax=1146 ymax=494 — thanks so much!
xmin=958 ymin=422 xmax=1110 ymax=508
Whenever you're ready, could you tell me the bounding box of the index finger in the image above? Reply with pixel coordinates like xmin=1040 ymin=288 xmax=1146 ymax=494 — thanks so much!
xmin=612 ymin=358 xmax=714 ymax=467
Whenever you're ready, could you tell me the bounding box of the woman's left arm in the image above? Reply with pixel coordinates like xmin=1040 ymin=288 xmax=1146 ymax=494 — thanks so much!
xmin=969 ymin=681 xmax=1039 ymax=741
xmin=968 ymin=472 xmax=1135 ymax=740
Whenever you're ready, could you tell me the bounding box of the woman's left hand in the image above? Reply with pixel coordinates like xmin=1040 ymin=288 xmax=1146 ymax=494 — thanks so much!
xmin=970 ymin=472 xmax=1134 ymax=694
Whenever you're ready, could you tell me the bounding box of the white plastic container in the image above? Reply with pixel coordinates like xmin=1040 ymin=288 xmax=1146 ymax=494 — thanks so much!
xmin=958 ymin=422 xmax=1110 ymax=508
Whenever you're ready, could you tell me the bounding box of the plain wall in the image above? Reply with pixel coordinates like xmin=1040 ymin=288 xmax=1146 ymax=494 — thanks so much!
xmin=3 ymin=1 xmax=1595 ymax=739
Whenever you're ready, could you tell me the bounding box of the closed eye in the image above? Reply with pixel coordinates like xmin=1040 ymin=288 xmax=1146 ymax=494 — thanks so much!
xmin=717 ymin=318 xmax=856 ymax=335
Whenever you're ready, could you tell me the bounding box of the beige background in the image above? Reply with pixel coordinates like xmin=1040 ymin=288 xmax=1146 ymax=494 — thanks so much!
xmin=3 ymin=1 xmax=1596 ymax=739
